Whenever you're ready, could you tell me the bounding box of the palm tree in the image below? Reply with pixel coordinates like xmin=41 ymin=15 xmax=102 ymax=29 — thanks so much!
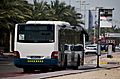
xmin=0 ymin=0 xmax=32 ymax=51
xmin=32 ymin=0 xmax=48 ymax=20
xmin=44 ymin=0 xmax=79 ymax=25
xmin=44 ymin=0 xmax=66 ymax=20
xmin=32 ymin=0 xmax=82 ymax=25
xmin=0 ymin=0 xmax=32 ymax=30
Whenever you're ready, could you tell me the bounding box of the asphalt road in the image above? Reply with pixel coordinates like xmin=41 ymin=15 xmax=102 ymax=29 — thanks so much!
xmin=0 ymin=51 xmax=109 ymax=79
xmin=0 ymin=55 xmax=23 ymax=78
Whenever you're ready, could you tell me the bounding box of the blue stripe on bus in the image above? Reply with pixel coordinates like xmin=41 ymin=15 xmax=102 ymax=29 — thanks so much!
xmin=14 ymin=58 xmax=59 ymax=66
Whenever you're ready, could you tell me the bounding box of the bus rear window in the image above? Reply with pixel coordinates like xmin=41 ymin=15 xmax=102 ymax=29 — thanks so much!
xmin=17 ymin=24 xmax=55 ymax=43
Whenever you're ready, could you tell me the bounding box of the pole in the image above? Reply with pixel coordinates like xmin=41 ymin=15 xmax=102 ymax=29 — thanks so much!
xmin=9 ymin=32 xmax=12 ymax=52
xmin=93 ymin=8 xmax=97 ymax=44
xmin=82 ymin=2 xmax=86 ymax=66
xmin=96 ymin=8 xmax=101 ymax=68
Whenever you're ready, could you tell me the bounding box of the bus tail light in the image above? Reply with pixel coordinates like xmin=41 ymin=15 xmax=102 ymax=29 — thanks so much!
xmin=51 ymin=51 xmax=59 ymax=59
xmin=14 ymin=51 xmax=20 ymax=58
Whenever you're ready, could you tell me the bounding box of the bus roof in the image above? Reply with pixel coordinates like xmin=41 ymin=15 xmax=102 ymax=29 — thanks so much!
xmin=26 ymin=21 xmax=70 ymax=26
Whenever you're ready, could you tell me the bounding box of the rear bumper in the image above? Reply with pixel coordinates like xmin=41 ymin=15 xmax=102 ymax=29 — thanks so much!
xmin=14 ymin=58 xmax=59 ymax=68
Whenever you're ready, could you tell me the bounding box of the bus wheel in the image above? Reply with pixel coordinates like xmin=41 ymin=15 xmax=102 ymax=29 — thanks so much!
xmin=72 ymin=54 xmax=80 ymax=70
xmin=77 ymin=54 xmax=80 ymax=66
xmin=63 ymin=54 xmax=67 ymax=69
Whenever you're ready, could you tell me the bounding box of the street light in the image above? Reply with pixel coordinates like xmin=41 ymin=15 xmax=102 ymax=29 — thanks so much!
xmin=97 ymin=7 xmax=103 ymax=68
xmin=90 ymin=7 xmax=103 ymax=68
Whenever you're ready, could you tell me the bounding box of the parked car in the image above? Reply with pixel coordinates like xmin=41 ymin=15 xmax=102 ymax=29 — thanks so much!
xmin=115 ymin=45 xmax=120 ymax=50
xmin=85 ymin=44 xmax=97 ymax=54
xmin=100 ymin=44 xmax=108 ymax=52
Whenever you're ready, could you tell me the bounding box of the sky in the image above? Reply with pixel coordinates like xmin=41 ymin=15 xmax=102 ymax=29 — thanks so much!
xmin=27 ymin=0 xmax=120 ymax=28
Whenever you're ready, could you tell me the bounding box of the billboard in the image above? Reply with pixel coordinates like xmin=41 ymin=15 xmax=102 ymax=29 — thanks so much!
xmin=100 ymin=9 xmax=113 ymax=28
xmin=105 ymin=33 xmax=120 ymax=37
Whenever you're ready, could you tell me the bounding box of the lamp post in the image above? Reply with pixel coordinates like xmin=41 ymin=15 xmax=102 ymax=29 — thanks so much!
xmin=89 ymin=7 xmax=103 ymax=68
xmin=97 ymin=7 xmax=103 ymax=68
xmin=96 ymin=8 xmax=100 ymax=68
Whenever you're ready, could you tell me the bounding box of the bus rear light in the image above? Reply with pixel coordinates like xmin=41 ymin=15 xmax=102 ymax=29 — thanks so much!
xmin=51 ymin=51 xmax=59 ymax=59
xmin=14 ymin=51 xmax=20 ymax=58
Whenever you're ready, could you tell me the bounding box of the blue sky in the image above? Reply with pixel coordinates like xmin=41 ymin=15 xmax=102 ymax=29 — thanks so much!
xmin=27 ymin=0 xmax=120 ymax=28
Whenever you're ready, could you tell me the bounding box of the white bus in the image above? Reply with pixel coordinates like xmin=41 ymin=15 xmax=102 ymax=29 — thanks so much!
xmin=14 ymin=21 xmax=82 ymax=72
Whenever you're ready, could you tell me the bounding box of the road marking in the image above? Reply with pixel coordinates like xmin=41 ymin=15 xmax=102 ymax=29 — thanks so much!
xmin=100 ymin=61 xmax=107 ymax=64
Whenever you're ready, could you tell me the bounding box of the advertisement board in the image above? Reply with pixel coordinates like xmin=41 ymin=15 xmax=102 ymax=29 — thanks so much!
xmin=100 ymin=9 xmax=113 ymax=28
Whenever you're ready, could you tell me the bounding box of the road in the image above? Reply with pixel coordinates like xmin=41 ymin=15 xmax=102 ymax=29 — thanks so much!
xmin=0 ymin=53 xmax=105 ymax=79
xmin=0 ymin=55 xmax=23 ymax=78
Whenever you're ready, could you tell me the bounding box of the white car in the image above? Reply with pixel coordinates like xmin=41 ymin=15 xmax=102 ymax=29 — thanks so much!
xmin=115 ymin=45 xmax=120 ymax=50
xmin=85 ymin=44 xmax=97 ymax=54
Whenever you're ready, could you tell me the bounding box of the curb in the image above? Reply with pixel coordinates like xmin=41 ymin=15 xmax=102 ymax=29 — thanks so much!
xmin=100 ymin=61 xmax=120 ymax=65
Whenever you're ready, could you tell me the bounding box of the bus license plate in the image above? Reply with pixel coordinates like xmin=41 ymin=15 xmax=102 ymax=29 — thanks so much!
xmin=27 ymin=60 xmax=44 ymax=63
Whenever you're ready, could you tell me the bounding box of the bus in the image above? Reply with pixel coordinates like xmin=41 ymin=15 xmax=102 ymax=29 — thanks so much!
xmin=14 ymin=21 xmax=82 ymax=72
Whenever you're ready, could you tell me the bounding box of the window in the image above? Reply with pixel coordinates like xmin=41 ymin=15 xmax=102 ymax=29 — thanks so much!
xmin=17 ymin=24 xmax=54 ymax=43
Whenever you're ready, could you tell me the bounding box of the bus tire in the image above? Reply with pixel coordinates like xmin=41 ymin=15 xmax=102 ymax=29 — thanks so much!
xmin=63 ymin=54 xmax=67 ymax=69
xmin=77 ymin=54 xmax=80 ymax=66
xmin=72 ymin=54 xmax=80 ymax=70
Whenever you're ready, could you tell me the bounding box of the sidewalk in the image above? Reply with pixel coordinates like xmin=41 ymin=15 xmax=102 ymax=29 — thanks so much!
xmin=49 ymin=52 xmax=120 ymax=79
xmin=84 ymin=51 xmax=120 ymax=65
xmin=100 ymin=52 xmax=120 ymax=65
xmin=77 ymin=52 xmax=120 ymax=71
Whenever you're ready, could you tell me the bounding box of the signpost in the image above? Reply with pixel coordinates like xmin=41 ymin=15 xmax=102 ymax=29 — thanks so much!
xmin=97 ymin=8 xmax=114 ymax=68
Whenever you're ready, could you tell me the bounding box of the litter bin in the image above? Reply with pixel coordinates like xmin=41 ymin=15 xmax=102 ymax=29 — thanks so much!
xmin=107 ymin=43 xmax=113 ymax=58
xmin=112 ymin=44 xmax=115 ymax=52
